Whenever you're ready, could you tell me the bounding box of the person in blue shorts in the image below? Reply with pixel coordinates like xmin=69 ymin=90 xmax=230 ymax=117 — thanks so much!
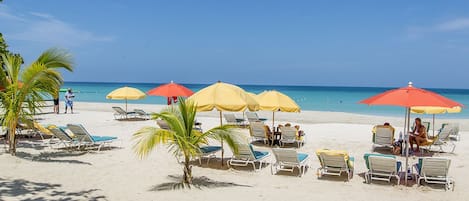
xmin=64 ymin=88 xmax=75 ymax=114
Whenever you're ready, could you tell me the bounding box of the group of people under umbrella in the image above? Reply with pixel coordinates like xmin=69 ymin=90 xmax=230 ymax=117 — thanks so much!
xmin=106 ymin=80 xmax=463 ymax=186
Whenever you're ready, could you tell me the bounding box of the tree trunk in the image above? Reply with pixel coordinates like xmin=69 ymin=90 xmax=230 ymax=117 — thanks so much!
xmin=182 ymin=155 xmax=192 ymax=184
xmin=8 ymin=122 xmax=17 ymax=156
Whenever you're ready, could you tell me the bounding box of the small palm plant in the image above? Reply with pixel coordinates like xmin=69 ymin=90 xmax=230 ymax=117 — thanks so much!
xmin=0 ymin=48 xmax=73 ymax=155
xmin=132 ymin=98 xmax=240 ymax=185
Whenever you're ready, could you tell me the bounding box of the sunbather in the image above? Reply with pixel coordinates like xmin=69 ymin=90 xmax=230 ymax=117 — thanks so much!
xmin=409 ymin=118 xmax=427 ymax=152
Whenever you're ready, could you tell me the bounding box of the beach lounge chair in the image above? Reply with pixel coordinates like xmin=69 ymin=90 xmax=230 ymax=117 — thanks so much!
xmin=224 ymin=113 xmax=245 ymax=126
xmin=316 ymin=149 xmax=354 ymax=181
xmin=134 ymin=109 xmax=151 ymax=120
xmin=112 ymin=106 xmax=137 ymax=120
xmin=413 ymin=157 xmax=454 ymax=191
xmin=419 ymin=125 xmax=456 ymax=153
xmin=246 ymin=112 xmax=267 ymax=122
xmin=443 ymin=123 xmax=460 ymax=141
xmin=156 ymin=119 xmax=171 ymax=130
xmin=372 ymin=125 xmax=394 ymax=150
xmin=197 ymin=146 xmax=222 ymax=165
xmin=271 ymin=148 xmax=309 ymax=177
xmin=363 ymin=153 xmax=401 ymax=185
xmin=47 ymin=126 xmax=79 ymax=149
xmin=249 ymin=121 xmax=271 ymax=144
xmin=32 ymin=122 xmax=55 ymax=140
xmin=279 ymin=126 xmax=303 ymax=148
xmin=157 ymin=119 xmax=202 ymax=132
xmin=66 ymin=124 xmax=118 ymax=151
xmin=227 ymin=143 xmax=270 ymax=171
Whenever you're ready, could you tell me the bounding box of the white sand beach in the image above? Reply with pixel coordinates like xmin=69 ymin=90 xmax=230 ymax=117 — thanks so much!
xmin=1 ymin=102 xmax=468 ymax=201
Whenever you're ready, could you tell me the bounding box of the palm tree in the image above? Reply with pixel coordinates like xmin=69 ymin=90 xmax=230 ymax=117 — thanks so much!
xmin=0 ymin=48 xmax=73 ymax=155
xmin=132 ymin=98 xmax=240 ymax=185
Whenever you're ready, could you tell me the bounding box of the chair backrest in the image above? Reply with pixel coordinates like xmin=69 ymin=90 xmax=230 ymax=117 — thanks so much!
xmin=272 ymin=148 xmax=299 ymax=164
xmin=280 ymin=126 xmax=297 ymax=142
xmin=250 ymin=121 xmax=267 ymax=138
xmin=420 ymin=157 xmax=451 ymax=177
xmin=246 ymin=112 xmax=258 ymax=122
xmin=363 ymin=153 xmax=395 ymax=169
xmin=34 ymin=122 xmax=53 ymax=136
xmin=48 ymin=127 xmax=74 ymax=141
xmin=319 ymin=152 xmax=348 ymax=169
xmin=233 ymin=143 xmax=255 ymax=160
xmin=446 ymin=123 xmax=459 ymax=135
xmin=437 ymin=126 xmax=453 ymax=141
xmin=67 ymin=124 xmax=94 ymax=143
xmin=369 ymin=155 xmax=397 ymax=173
xmin=112 ymin=107 xmax=126 ymax=114
xmin=374 ymin=126 xmax=394 ymax=145
xmin=224 ymin=114 xmax=237 ymax=124
xmin=156 ymin=120 xmax=170 ymax=130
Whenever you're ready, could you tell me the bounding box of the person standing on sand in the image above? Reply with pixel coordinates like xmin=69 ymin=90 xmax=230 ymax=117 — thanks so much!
xmin=53 ymin=90 xmax=59 ymax=114
xmin=64 ymin=88 xmax=75 ymax=114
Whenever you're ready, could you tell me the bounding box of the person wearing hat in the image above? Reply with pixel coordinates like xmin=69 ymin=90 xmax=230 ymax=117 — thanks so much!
xmin=64 ymin=88 xmax=75 ymax=114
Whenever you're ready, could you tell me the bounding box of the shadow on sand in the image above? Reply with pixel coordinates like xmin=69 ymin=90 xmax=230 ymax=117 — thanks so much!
xmin=149 ymin=175 xmax=252 ymax=191
xmin=0 ymin=177 xmax=106 ymax=201
xmin=15 ymin=151 xmax=92 ymax=165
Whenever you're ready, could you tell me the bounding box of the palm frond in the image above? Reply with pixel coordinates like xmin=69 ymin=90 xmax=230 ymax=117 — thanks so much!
xmin=36 ymin=48 xmax=73 ymax=71
xmin=132 ymin=127 xmax=174 ymax=158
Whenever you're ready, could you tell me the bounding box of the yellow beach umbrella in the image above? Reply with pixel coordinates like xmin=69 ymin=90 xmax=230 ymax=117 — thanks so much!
xmin=106 ymin=86 xmax=146 ymax=112
xmin=188 ymin=81 xmax=259 ymax=165
xmin=188 ymin=81 xmax=259 ymax=115
xmin=256 ymin=90 xmax=300 ymax=129
xmin=411 ymin=106 xmax=462 ymax=137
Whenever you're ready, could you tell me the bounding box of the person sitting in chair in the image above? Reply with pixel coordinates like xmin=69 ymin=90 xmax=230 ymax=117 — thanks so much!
xmin=409 ymin=118 xmax=427 ymax=152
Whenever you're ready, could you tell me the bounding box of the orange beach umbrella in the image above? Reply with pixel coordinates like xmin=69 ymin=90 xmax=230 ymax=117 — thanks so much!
xmin=147 ymin=81 xmax=194 ymax=105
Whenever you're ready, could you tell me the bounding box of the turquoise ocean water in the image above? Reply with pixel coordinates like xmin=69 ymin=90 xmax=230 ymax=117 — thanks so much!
xmin=60 ymin=82 xmax=469 ymax=119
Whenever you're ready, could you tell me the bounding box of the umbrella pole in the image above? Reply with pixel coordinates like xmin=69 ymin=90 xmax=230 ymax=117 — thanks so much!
xmin=433 ymin=114 xmax=435 ymax=138
xmin=405 ymin=107 xmax=410 ymax=186
xmin=272 ymin=111 xmax=275 ymax=131
xmin=219 ymin=110 xmax=224 ymax=166
xmin=125 ymin=99 xmax=128 ymax=118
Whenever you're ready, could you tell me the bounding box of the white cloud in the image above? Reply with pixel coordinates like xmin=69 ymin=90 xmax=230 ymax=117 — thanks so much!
xmin=0 ymin=5 xmax=115 ymax=47
xmin=407 ymin=17 xmax=469 ymax=39
xmin=434 ymin=18 xmax=469 ymax=32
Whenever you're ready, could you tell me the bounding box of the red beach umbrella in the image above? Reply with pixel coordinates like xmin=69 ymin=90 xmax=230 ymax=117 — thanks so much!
xmin=360 ymin=83 xmax=462 ymax=108
xmin=147 ymin=81 xmax=194 ymax=105
xmin=359 ymin=81 xmax=463 ymax=185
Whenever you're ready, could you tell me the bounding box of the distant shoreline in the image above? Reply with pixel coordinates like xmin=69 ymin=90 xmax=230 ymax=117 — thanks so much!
xmin=63 ymin=81 xmax=469 ymax=91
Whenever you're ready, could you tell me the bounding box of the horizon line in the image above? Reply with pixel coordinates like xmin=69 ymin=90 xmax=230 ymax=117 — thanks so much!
xmin=62 ymin=80 xmax=469 ymax=91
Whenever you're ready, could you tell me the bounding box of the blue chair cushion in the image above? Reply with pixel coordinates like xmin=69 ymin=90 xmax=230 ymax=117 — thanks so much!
xmin=91 ymin=135 xmax=117 ymax=142
xmin=414 ymin=158 xmax=424 ymax=174
xmin=200 ymin=146 xmax=222 ymax=154
xmin=253 ymin=151 xmax=269 ymax=160
xmin=397 ymin=161 xmax=402 ymax=172
xmin=297 ymin=153 xmax=308 ymax=162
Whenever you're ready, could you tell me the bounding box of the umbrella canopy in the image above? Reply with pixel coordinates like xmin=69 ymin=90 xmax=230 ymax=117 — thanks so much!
xmin=147 ymin=81 xmax=194 ymax=105
xmin=411 ymin=106 xmax=462 ymax=114
xmin=106 ymin=86 xmax=146 ymax=112
xmin=360 ymin=83 xmax=463 ymax=108
xmin=187 ymin=81 xmax=259 ymax=166
xmin=359 ymin=82 xmax=463 ymax=185
xmin=256 ymin=90 xmax=300 ymax=129
xmin=257 ymin=90 xmax=300 ymax=112
xmin=188 ymin=81 xmax=259 ymax=112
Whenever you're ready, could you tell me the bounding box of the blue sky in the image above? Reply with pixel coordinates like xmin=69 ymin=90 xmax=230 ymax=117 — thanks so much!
xmin=1 ymin=1 xmax=469 ymax=88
